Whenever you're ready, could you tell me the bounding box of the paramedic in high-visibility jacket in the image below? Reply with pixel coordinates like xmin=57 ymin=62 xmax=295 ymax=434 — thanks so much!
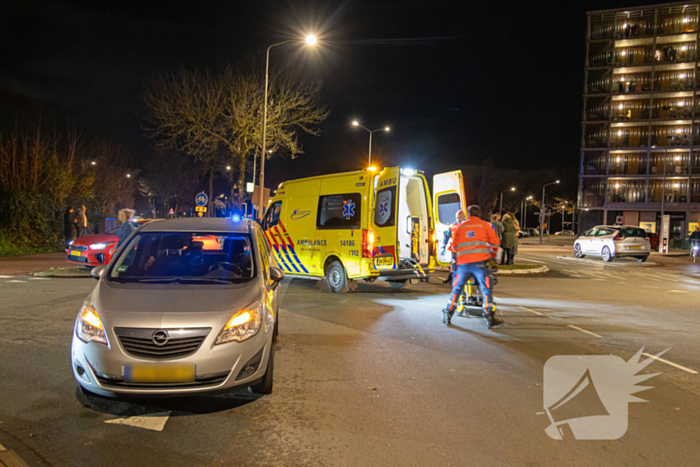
xmin=442 ymin=205 xmax=503 ymax=328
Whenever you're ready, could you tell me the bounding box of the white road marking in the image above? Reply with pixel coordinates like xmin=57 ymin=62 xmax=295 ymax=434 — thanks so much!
xmin=29 ymin=277 xmax=49 ymax=280
xmin=642 ymin=353 xmax=698 ymax=375
xmin=568 ymin=325 xmax=602 ymax=338
xmin=669 ymin=290 xmax=689 ymax=293
xmin=630 ymin=272 xmax=662 ymax=282
xmin=0 ymin=275 xmax=13 ymax=278
xmin=519 ymin=258 xmax=546 ymax=264
xmin=0 ymin=443 xmax=5 ymax=451
xmin=520 ymin=306 xmax=543 ymax=316
xmin=7 ymin=280 xmax=26 ymax=283
xmin=104 ymin=411 xmax=171 ymax=431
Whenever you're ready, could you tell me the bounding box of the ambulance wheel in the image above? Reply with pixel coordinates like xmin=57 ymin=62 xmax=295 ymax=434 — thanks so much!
xmin=326 ymin=260 xmax=349 ymax=293
xmin=389 ymin=280 xmax=407 ymax=289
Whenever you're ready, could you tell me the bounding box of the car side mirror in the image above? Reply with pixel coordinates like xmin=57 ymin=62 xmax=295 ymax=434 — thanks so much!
xmin=91 ymin=265 xmax=106 ymax=280
xmin=270 ymin=266 xmax=285 ymax=285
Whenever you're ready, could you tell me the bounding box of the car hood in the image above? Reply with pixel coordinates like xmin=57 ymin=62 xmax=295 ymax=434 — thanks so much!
xmin=73 ymin=233 xmax=118 ymax=246
xmin=90 ymin=278 xmax=263 ymax=315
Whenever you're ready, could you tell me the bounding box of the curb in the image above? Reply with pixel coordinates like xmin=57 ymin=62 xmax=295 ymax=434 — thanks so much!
xmin=555 ymin=256 xmax=658 ymax=267
xmin=497 ymin=265 xmax=550 ymax=275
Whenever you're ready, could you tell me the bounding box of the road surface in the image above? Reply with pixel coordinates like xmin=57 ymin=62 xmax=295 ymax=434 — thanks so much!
xmin=0 ymin=246 xmax=698 ymax=466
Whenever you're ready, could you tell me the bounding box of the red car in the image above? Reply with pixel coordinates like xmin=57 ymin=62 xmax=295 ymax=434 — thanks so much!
xmin=647 ymin=232 xmax=660 ymax=251
xmin=67 ymin=219 xmax=152 ymax=267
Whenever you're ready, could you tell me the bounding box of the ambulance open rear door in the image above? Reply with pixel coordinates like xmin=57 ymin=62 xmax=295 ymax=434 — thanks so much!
xmin=372 ymin=167 xmax=400 ymax=271
xmin=432 ymin=171 xmax=466 ymax=267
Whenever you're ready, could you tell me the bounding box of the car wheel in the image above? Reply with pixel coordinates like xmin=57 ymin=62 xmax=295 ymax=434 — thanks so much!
xmin=389 ymin=279 xmax=407 ymax=289
xmin=249 ymin=346 xmax=274 ymax=395
xmin=602 ymin=246 xmax=613 ymax=262
xmin=326 ymin=260 xmax=349 ymax=293
xmin=637 ymin=255 xmax=648 ymax=263
xmin=574 ymin=243 xmax=585 ymax=258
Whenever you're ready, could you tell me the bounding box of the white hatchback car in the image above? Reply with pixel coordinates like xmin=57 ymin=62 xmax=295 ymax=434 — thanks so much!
xmin=574 ymin=225 xmax=650 ymax=262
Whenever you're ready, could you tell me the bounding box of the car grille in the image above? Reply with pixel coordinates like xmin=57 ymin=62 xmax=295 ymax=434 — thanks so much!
xmin=114 ymin=327 xmax=211 ymax=360
xmin=95 ymin=371 xmax=229 ymax=389
xmin=71 ymin=245 xmax=88 ymax=252
xmin=68 ymin=255 xmax=88 ymax=263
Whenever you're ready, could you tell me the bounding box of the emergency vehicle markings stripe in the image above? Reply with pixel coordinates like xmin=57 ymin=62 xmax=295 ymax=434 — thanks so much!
xmin=262 ymin=230 xmax=287 ymax=272
xmin=272 ymin=225 xmax=300 ymax=273
xmin=277 ymin=223 xmax=309 ymax=273
xmin=641 ymin=352 xmax=698 ymax=374
xmin=264 ymin=230 xmax=293 ymax=273
xmin=272 ymin=226 xmax=301 ymax=273
xmin=568 ymin=325 xmax=602 ymax=338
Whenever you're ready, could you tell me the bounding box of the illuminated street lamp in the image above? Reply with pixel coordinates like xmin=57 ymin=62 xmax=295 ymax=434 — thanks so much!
xmin=352 ymin=121 xmax=390 ymax=165
xmin=126 ymin=174 xmax=131 ymax=178
xmin=540 ymin=180 xmax=560 ymax=244
xmin=257 ymin=34 xmax=317 ymax=220
xmin=90 ymin=161 xmax=96 ymax=166
xmin=499 ymin=187 xmax=516 ymax=216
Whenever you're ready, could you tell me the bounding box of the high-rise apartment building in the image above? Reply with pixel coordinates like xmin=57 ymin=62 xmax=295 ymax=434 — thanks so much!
xmin=580 ymin=2 xmax=700 ymax=244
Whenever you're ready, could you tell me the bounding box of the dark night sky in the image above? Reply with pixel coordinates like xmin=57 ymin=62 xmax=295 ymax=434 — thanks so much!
xmin=0 ymin=0 xmax=664 ymax=189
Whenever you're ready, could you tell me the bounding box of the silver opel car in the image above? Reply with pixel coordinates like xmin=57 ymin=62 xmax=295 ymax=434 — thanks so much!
xmin=71 ymin=218 xmax=284 ymax=397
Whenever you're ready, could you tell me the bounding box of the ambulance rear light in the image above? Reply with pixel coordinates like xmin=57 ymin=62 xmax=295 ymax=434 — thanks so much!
xmin=401 ymin=168 xmax=415 ymax=176
xmin=362 ymin=229 xmax=374 ymax=258
xmin=367 ymin=166 xmax=378 ymax=172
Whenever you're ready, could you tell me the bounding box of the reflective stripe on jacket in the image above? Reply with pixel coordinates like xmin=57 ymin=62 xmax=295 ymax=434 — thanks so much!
xmin=452 ymin=217 xmax=501 ymax=264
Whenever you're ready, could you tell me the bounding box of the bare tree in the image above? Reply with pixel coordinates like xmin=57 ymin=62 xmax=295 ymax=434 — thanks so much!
xmin=143 ymin=59 xmax=329 ymax=212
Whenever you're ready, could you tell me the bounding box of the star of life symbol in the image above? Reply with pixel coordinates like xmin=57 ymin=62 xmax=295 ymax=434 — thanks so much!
xmin=378 ymin=199 xmax=389 ymax=218
xmin=342 ymin=199 xmax=355 ymax=220
xmin=540 ymin=347 xmax=666 ymax=440
xmin=466 ymin=230 xmax=476 ymax=239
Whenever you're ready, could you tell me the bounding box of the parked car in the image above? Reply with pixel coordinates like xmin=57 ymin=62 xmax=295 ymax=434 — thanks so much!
xmin=68 ymin=219 xmax=152 ymax=267
xmin=71 ymin=218 xmax=284 ymax=397
xmin=555 ymin=230 xmax=576 ymax=236
xmin=574 ymin=225 xmax=650 ymax=262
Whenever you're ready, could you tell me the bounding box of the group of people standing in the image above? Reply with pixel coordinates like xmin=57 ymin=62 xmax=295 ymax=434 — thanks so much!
xmin=489 ymin=212 xmax=519 ymax=266
xmin=64 ymin=205 xmax=89 ymax=248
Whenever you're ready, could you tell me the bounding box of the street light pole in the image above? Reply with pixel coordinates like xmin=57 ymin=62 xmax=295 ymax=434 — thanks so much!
xmin=499 ymin=187 xmax=515 ymax=216
xmin=540 ymin=180 xmax=560 ymax=245
xmin=352 ymin=121 xmax=390 ymax=166
xmin=660 ymin=147 xmax=668 ymax=253
xmin=257 ymin=35 xmax=316 ymax=221
xmin=522 ymin=196 xmax=532 ymax=230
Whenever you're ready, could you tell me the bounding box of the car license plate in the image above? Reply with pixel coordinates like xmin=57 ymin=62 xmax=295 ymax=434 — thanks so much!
xmin=124 ymin=363 xmax=195 ymax=383
xmin=374 ymin=256 xmax=394 ymax=269
xmin=70 ymin=250 xmax=82 ymax=256
xmin=630 ymin=246 xmax=642 ymax=250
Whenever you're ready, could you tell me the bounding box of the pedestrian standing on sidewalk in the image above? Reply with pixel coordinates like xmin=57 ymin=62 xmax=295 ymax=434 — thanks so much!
xmin=491 ymin=213 xmax=504 ymax=241
xmin=501 ymin=213 xmax=516 ymax=265
xmin=64 ymin=207 xmax=76 ymax=250
xmin=76 ymin=205 xmax=89 ymax=238
xmin=116 ymin=209 xmax=137 ymax=248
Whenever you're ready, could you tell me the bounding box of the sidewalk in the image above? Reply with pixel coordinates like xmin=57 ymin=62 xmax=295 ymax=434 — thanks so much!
xmin=0 ymin=252 xmax=68 ymax=276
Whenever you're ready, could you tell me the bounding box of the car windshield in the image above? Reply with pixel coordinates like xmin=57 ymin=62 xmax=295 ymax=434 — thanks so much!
xmin=107 ymin=231 xmax=255 ymax=283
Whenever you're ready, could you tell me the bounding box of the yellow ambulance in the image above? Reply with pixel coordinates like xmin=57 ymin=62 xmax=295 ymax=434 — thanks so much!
xmin=261 ymin=166 xmax=466 ymax=293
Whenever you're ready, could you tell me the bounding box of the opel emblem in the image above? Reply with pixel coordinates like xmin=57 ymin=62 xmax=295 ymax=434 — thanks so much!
xmin=151 ymin=330 xmax=170 ymax=346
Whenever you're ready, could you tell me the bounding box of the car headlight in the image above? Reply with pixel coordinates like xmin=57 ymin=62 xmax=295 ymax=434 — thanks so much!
xmin=216 ymin=302 xmax=262 ymax=344
xmin=89 ymin=243 xmax=111 ymax=250
xmin=76 ymin=300 xmax=108 ymax=345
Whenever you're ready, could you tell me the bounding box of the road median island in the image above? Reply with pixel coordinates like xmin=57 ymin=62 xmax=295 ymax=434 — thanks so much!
xmin=30 ymin=266 xmax=92 ymax=278
xmin=497 ymin=264 xmax=549 ymax=275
